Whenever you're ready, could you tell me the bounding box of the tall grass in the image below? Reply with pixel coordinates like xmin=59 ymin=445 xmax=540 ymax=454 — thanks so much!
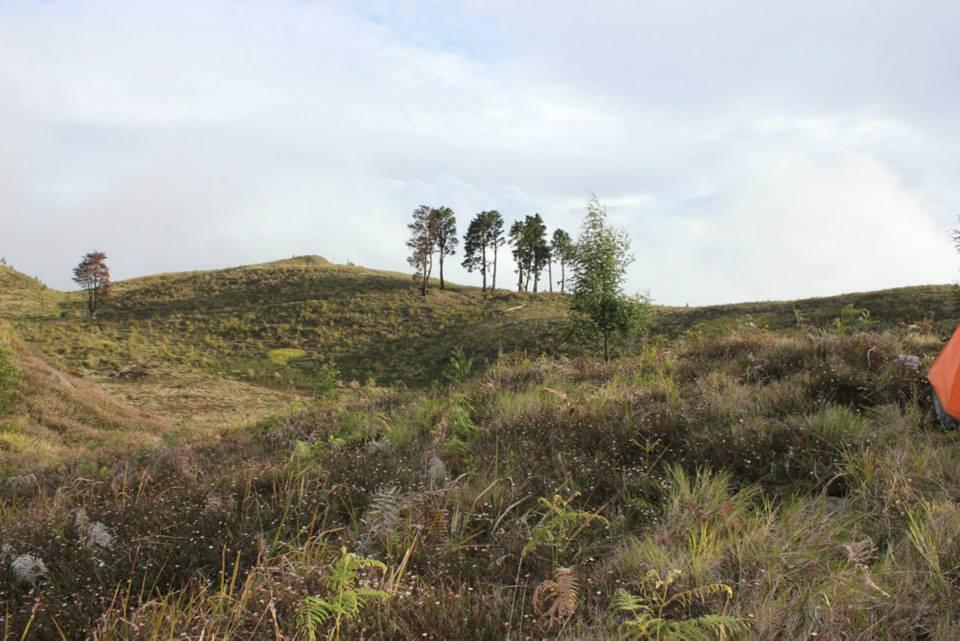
xmin=1 ymin=328 xmax=958 ymax=639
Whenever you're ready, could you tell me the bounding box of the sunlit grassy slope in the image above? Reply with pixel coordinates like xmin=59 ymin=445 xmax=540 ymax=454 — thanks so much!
xmin=0 ymin=265 xmax=63 ymax=318
xmin=8 ymin=257 xmax=570 ymax=390
xmin=6 ymin=259 xmax=957 ymax=395
xmin=0 ymin=321 xmax=172 ymax=477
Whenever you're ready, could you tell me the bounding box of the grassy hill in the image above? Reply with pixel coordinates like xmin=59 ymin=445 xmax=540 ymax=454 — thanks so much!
xmin=9 ymin=258 xmax=569 ymax=392
xmin=654 ymin=284 xmax=960 ymax=337
xmin=0 ymin=322 xmax=172 ymax=477
xmin=0 ymin=265 xmax=63 ymax=319
xmin=6 ymin=259 xmax=957 ymax=396
xmin=3 ymin=258 xmax=960 ymax=638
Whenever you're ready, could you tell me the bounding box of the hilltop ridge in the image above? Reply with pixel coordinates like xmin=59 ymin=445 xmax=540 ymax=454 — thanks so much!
xmin=3 ymin=259 xmax=957 ymax=393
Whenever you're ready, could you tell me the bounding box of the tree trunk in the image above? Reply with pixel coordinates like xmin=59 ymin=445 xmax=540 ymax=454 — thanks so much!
xmin=421 ymin=254 xmax=433 ymax=296
xmin=492 ymin=243 xmax=498 ymax=291
xmin=517 ymin=265 xmax=523 ymax=293
xmin=481 ymin=243 xmax=487 ymax=292
xmin=439 ymin=253 xmax=445 ymax=290
xmin=560 ymin=261 xmax=565 ymax=293
xmin=548 ymin=261 xmax=553 ymax=293
xmin=603 ymin=332 xmax=609 ymax=362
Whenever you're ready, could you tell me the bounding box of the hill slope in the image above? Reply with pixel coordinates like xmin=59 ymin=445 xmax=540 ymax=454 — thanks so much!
xmin=654 ymin=284 xmax=959 ymax=336
xmin=5 ymin=260 xmax=957 ymax=395
xmin=10 ymin=260 xmax=569 ymax=389
xmin=0 ymin=265 xmax=63 ymax=318
xmin=0 ymin=322 xmax=172 ymax=476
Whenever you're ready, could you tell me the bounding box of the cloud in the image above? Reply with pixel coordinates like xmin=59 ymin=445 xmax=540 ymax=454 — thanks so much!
xmin=1 ymin=0 xmax=958 ymax=304
xmin=632 ymin=150 xmax=955 ymax=305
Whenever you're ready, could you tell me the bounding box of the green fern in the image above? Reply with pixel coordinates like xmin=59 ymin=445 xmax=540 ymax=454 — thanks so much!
xmin=444 ymin=346 xmax=475 ymax=385
xmin=297 ymin=547 xmax=389 ymax=641
xmin=611 ymin=569 xmax=748 ymax=641
xmin=522 ymin=493 xmax=608 ymax=567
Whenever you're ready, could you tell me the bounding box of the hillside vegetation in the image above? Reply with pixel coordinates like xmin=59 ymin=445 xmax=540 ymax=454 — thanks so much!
xmin=10 ymin=258 xmax=569 ymax=390
xmin=0 ymin=322 xmax=174 ymax=477
xmin=2 ymin=324 xmax=958 ymax=640
xmin=655 ymin=284 xmax=960 ymax=337
xmin=2 ymin=260 xmax=960 ymax=640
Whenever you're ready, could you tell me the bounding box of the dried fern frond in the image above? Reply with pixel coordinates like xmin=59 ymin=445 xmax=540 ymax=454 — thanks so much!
xmin=843 ymin=538 xmax=878 ymax=567
xmin=419 ymin=504 xmax=450 ymax=542
xmin=533 ymin=567 xmax=579 ymax=626
xmin=432 ymin=415 xmax=448 ymax=443
xmin=361 ymin=485 xmax=403 ymax=549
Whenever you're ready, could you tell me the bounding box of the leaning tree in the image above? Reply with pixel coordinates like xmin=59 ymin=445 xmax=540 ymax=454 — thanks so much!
xmin=407 ymin=206 xmax=437 ymax=296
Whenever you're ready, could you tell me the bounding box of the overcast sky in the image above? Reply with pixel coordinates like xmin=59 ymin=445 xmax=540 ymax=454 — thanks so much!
xmin=3 ymin=0 xmax=959 ymax=305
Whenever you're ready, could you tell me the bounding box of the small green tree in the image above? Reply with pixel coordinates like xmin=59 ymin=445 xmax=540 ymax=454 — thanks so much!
xmin=529 ymin=214 xmax=551 ymax=293
xmin=509 ymin=219 xmax=528 ymax=292
xmin=569 ymin=197 xmax=649 ymax=361
xmin=407 ymin=206 xmax=457 ymax=294
xmin=73 ymin=251 xmax=111 ymax=318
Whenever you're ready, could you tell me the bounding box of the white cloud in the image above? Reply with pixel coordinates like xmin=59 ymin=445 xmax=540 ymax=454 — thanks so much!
xmin=632 ymin=151 xmax=956 ymax=304
xmin=1 ymin=0 xmax=958 ymax=305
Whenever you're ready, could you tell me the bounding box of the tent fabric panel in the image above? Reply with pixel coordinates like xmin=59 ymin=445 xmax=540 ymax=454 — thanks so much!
xmin=929 ymin=324 xmax=960 ymax=418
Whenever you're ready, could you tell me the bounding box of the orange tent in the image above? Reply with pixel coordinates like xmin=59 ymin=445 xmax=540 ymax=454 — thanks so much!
xmin=928 ymin=324 xmax=960 ymax=428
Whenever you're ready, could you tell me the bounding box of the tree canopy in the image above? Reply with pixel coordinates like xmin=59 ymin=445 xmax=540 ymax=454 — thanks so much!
xmin=433 ymin=207 xmax=458 ymax=290
xmin=73 ymin=251 xmax=111 ymax=318
xmin=509 ymin=214 xmax=550 ymax=293
xmin=406 ymin=205 xmax=458 ymax=294
xmin=462 ymin=210 xmax=504 ymax=292
xmin=551 ymin=228 xmax=574 ymax=293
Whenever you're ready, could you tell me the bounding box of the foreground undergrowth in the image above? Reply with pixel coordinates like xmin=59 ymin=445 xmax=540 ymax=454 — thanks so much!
xmin=2 ymin=327 xmax=959 ymax=640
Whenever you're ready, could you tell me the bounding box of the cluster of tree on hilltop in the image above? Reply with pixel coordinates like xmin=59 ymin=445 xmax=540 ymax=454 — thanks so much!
xmin=405 ymin=207 xmax=574 ymax=296
xmin=408 ymin=197 xmax=650 ymax=360
xmin=67 ymin=197 xmax=647 ymax=361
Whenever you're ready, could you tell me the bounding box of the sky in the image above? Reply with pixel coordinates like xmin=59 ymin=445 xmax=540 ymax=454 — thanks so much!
xmin=2 ymin=0 xmax=960 ymax=305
